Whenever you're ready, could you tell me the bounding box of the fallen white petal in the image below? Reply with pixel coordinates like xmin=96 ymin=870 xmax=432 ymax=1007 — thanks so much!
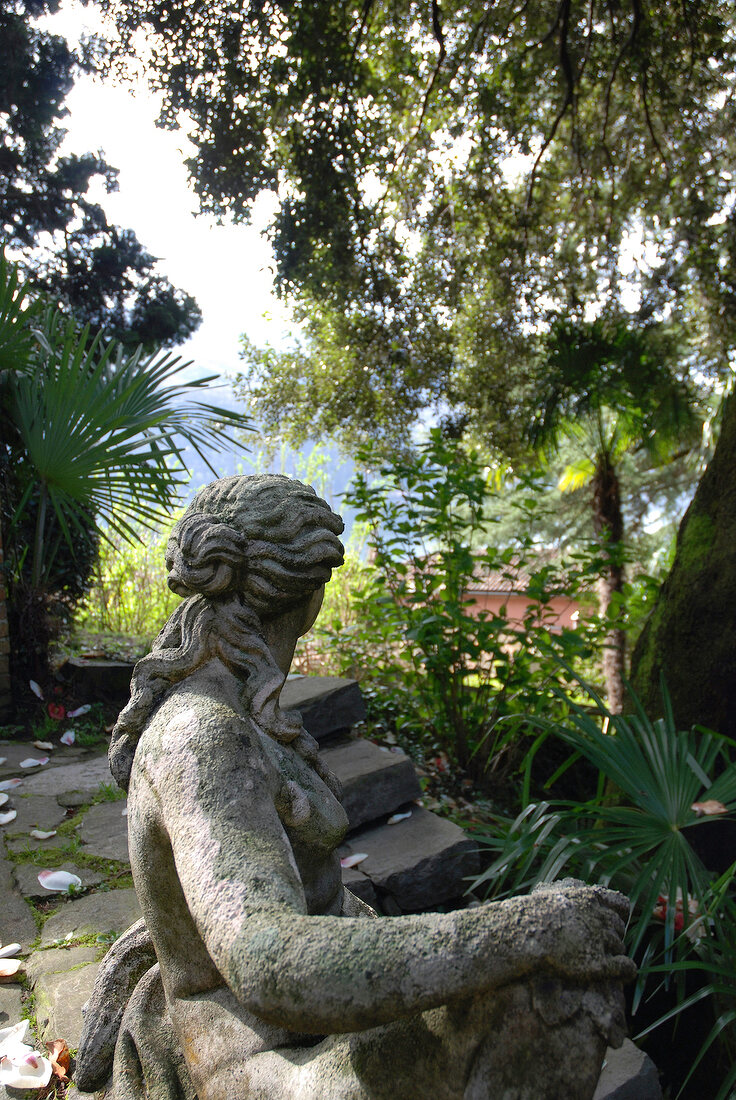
xmin=60 ymin=730 xmax=75 ymax=746
xmin=0 ymin=959 xmax=21 ymax=979
xmin=37 ymin=869 xmax=82 ymax=893
xmin=0 ymin=779 xmax=20 ymax=791
xmin=19 ymin=757 xmax=48 ymax=769
xmin=0 ymin=945 xmax=21 ymax=960
xmin=0 ymin=811 xmax=17 ymax=826
xmin=387 ymin=811 xmax=412 ymax=825
xmin=340 ymin=853 xmax=369 ymax=869
xmin=29 ymin=680 xmax=44 ymax=700
xmin=121 ymin=806 xmax=128 ymax=816
xmin=0 ymin=758 xmax=5 ymax=766
xmin=0 ymin=793 xmax=7 ymax=808
xmin=0 ymin=1049 xmax=52 ymax=1089
xmin=67 ymin=704 xmax=91 ymax=718
xmin=0 ymin=1019 xmax=30 ymax=1056
xmin=32 ymin=740 xmax=53 ymax=751
xmin=30 ymin=829 xmax=57 ymax=840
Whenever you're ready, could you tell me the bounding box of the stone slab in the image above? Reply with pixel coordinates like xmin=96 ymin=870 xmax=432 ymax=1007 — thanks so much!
xmin=41 ymin=889 xmax=142 ymax=947
xmin=14 ymin=863 xmax=104 ymax=901
xmin=0 ymin=983 xmax=24 ymax=1028
xmin=1 ymin=793 xmax=68 ymax=836
xmin=321 ymin=739 xmax=421 ymax=830
xmin=20 ymin=755 xmax=114 ymax=798
xmin=341 ymin=867 xmax=378 ymax=912
xmin=6 ymin=829 xmax=68 ymax=855
xmin=34 ymin=958 xmax=101 ymax=1046
xmin=0 ymin=740 xmax=89 ymax=778
xmin=339 ymin=806 xmax=479 ymax=912
xmin=281 ymin=676 xmax=366 ymax=741
xmin=60 ymin=656 xmax=135 ymax=701
xmin=79 ymin=801 xmax=129 ymax=863
xmin=593 ymin=1039 xmax=662 ymax=1099
xmin=25 ymin=945 xmax=98 ymax=986
xmin=0 ymin=855 xmax=38 ymax=950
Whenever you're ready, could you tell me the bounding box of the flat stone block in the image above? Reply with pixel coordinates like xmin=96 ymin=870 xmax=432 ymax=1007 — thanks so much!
xmin=60 ymin=657 xmax=135 ymax=701
xmin=339 ymin=806 xmax=479 ymax=912
xmin=14 ymin=863 xmax=104 ymax=901
xmin=0 ymin=983 xmax=24 ymax=1027
xmin=79 ymin=801 xmax=129 ymax=863
xmin=593 ymin=1039 xmax=662 ymax=1100
xmin=281 ymin=676 xmax=366 ymax=742
xmin=2 ymin=793 xmax=68 ymax=837
xmin=341 ymin=868 xmax=378 ymax=911
xmin=34 ymin=959 xmax=101 ymax=1047
xmin=0 ymin=856 xmax=38 ymax=950
xmin=26 ymin=945 xmax=98 ymax=986
xmin=321 ymin=739 xmax=421 ymax=830
xmin=21 ymin=756 xmax=114 ymax=798
xmin=41 ymin=889 xmax=142 ymax=947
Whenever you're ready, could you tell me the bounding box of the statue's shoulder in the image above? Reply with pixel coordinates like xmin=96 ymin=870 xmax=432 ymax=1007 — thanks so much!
xmin=139 ymin=685 xmax=259 ymax=763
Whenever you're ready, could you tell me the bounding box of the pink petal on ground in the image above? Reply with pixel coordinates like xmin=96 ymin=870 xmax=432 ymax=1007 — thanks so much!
xmin=0 ymin=1019 xmax=30 ymax=1054
xmin=67 ymin=704 xmax=91 ymax=718
xmin=29 ymin=680 xmax=44 ymax=700
xmin=387 ymin=811 xmax=412 ymax=825
xmin=0 ymin=1049 xmax=52 ymax=1089
xmin=37 ymin=870 xmax=82 ymax=893
xmin=32 ymin=740 xmax=53 ymax=751
xmin=0 ymin=779 xmax=22 ymax=792
xmin=60 ymin=730 xmax=75 ymax=746
xmin=0 ymin=811 xmax=17 ymax=826
xmin=0 ymin=945 xmax=21 ymax=960
xmin=19 ymin=757 xmax=48 ymax=769
xmin=0 ymin=959 xmax=21 ymax=979
xmin=340 ymin=853 xmax=369 ymax=869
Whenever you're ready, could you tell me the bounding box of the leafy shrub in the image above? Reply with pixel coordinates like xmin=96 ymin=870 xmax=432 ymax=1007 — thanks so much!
xmin=472 ymin=681 xmax=736 ymax=1098
xmin=317 ymin=432 xmax=606 ymax=781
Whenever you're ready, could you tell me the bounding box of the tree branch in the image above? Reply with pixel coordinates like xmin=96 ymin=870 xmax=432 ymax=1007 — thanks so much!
xmin=526 ymin=0 xmax=574 ymax=209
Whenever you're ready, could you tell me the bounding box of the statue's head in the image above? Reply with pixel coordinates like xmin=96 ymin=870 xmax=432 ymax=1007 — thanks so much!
xmin=165 ymin=474 xmax=344 ymax=614
xmin=109 ymin=475 xmax=344 ymax=789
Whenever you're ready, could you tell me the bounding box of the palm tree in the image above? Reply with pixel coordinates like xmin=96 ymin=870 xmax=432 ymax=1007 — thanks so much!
xmin=0 ymin=253 xmax=253 ymax=705
xmin=530 ymin=316 xmax=703 ymax=712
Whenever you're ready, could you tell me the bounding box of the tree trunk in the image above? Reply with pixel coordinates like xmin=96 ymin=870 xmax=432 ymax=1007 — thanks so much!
xmin=631 ymin=393 xmax=736 ymax=737
xmin=592 ymin=454 xmax=626 ymax=714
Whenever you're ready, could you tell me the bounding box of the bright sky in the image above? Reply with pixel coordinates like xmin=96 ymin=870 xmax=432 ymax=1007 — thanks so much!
xmin=45 ymin=1 xmax=294 ymax=383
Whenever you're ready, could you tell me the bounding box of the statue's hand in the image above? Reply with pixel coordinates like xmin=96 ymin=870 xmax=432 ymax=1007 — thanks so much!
xmin=522 ymin=878 xmax=636 ymax=985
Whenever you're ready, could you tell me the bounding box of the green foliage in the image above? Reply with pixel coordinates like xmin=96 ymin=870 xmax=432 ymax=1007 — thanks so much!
xmin=322 ymin=431 xmax=604 ymax=777
xmin=0 ymin=256 xmax=253 ymax=688
xmin=76 ymin=516 xmax=181 ymax=639
xmin=1 ymin=0 xmax=201 ymax=349
xmin=472 ymin=681 xmax=736 ymax=1098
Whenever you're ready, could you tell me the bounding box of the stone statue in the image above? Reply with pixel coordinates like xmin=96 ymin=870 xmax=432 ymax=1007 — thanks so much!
xmin=75 ymin=474 xmax=634 ymax=1100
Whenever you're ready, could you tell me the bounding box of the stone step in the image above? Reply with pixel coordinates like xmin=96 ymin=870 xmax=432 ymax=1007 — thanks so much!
xmin=320 ymin=737 xmax=421 ymax=830
xmin=340 ymin=804 xmax=479 ymax=914
xmin=280 ymin=675 xmax=366 ymax=741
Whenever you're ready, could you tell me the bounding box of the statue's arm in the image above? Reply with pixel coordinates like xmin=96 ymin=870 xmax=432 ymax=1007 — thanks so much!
xmin=150 ymin=717 xmax=633 ymax=1035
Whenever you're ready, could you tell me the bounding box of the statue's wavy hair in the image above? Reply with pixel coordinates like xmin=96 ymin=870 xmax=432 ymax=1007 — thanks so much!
xmin=109 ymin=475 xmax=344 ymax=789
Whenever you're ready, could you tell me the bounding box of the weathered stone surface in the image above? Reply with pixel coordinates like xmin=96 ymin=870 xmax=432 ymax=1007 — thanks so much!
xmin=2 ymin=793 xmax=68 ymax=836
xmin=340 ymin=868 xmax=378 ymax=911
xmin=40 ymin=889 xmax=141 ymax=947
xmin=13 ymin=863 xmax=104 ymax=901
xmin=60 ymin=656 xmax=135 ymax=701
xmin=33 ymin=955 xmax=101 ymax=1046
xmin=281 ymin=675 xmax=366 ymax=741
xmin=339 ymin=805 xmax=479 ymax=911
xmin=73 ymin=476 xmax=634 ymax=1100
xmin=593 ymin=1038 xmax=662 ymax=1099
xmin=25 ymin=944 xmax=98 ymax=985
xmin=0 ymin=855 xmax=38 ymax=949
xmin=79 ymin=801 xmax=129 ymax=863
xmin=320 ymin=738 xmax=421 ymax=830
xmin=0 ymin=982 xmax=24 ymax=1027
xmin=21 ymin=756 xmax=114 ymax=798
xmin=6 ymin=830 xmax=67 ymax=854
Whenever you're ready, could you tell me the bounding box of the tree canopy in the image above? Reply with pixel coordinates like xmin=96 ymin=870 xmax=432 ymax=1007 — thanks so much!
xmin=0 ymin=0 xmax=202 ymax=350
xmin=96 ymin=0 xmax=736 ymax=448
